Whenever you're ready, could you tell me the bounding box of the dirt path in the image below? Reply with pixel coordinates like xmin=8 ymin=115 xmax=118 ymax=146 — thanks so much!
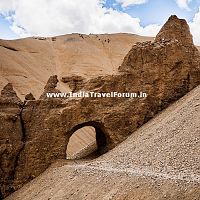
xmin=68 ymin=163 xmax=200 ymax=183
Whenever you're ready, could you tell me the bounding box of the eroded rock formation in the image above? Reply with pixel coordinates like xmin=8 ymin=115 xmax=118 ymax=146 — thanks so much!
xmin=1 ymin=16 xmax=200 ymax=198
xmin=0 ymin=84 xmax=23 ymax=197
xmin=155 ymin=15 xmax=193 ymax=46
xmin=61 ymin=75 xmax=86 ymax=92
xmin=25 ymin=93 xmax=35 ymax=101
xmin=39 ymin=75 xmax=61 ymax=99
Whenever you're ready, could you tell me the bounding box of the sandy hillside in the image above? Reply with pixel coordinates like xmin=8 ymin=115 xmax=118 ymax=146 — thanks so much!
xmin=6 ymin=84 xmax=200 ymax=200
xmin=66 ymin=126 xmax=96 ymax=159
xmin=0 ymin=34 xmax=152 ymax=99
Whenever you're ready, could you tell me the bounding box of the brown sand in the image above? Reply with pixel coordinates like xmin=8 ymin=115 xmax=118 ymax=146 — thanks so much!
xmin=0 ymin=34 xmax=153 ymax=99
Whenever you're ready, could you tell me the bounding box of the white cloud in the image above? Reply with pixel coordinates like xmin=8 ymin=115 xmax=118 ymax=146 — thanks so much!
xmin=0 ymin=0 xmax=200 ymax=45
xmin=189 ymin=7 xmax=200 ymax=45
xmin=175 ymin=0 xmax=192 ymax=10
xmin=0 ymin=0 xmax=160 ymax=38
xmin=0 ymin=0 xmax=15 ymax=12
xmin=116 ymin=0 xmax=148 ymax=8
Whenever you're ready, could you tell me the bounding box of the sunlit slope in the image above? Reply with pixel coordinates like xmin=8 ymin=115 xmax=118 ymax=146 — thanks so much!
xmin=66 ymin=126 xmax=96 ymax=159
xmin=0 ymin=34 xmax=153 ymax=99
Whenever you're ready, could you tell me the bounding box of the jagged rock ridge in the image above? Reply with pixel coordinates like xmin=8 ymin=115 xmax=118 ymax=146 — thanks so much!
xmin=155 ymin=15 xmax=193 ymax=45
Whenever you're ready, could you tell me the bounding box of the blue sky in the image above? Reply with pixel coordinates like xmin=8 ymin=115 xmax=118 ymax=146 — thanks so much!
xmin=105 ymin=0 xmax=199 ymax=25
xmin=0 ymin=15 xmax=18 ymax=39
xmin=0 ymin=0 xmax=200 ymax=43
xmin=122 ymin=0 xmax=198 ymax=25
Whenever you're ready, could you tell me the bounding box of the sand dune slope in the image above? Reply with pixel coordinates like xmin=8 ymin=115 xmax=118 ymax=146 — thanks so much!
xmin=6 ymin=84 xmax=200 ymax=200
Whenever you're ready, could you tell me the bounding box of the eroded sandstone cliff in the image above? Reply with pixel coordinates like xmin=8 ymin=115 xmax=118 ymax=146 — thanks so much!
xmin=0 ymin=84 xmax=23 ymax=197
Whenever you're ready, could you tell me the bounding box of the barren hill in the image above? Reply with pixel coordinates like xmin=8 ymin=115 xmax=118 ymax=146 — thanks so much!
xmin=0 ymin=33 xmax=152 ymax=99
xmin=6 ymin=84 xmax=200 ymax=200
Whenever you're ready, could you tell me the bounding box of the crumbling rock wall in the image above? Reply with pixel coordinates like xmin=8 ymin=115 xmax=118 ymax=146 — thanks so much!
xmin=61 ymin=75 xmax=86 ymax=92
xmin=155 ymin=15 xmax=193 ymax=46
xmin=1 ymin=16 xmax=200 ymax=198
xmin=0 ymin=84 xmax=23 ymax=197
xmin=39 ymin=75 xmax=61 ymax=99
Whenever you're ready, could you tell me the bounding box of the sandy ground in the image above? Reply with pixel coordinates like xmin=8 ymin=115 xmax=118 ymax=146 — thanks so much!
xmin=66 ymin=126 xmax=96 ymax=159
xmin=6 ymin=85 xmax=200 ymax=200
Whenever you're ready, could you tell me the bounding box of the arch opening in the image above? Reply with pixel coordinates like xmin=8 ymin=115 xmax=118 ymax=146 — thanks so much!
xmin=66 ymin=122 xmax=108 ymax=160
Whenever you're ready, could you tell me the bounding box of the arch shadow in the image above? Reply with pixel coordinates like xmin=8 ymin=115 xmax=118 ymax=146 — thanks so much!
xmin=65 ymin=121 xmax=110 ymax=159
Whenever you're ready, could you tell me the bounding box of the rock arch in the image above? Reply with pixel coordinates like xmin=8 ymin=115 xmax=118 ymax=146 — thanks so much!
xmin=65 ymin=121 xmax=109 ymax=158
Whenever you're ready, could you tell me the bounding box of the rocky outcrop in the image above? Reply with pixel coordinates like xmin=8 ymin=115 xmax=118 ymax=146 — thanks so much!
xmin=155 ymin=15 xmax=193 ymax=46
xmin=0 ymin=84 xmax=23 ymax=197
xmin=61 ymin=75 xmax=86 ymax=92
xmin=25 ymin=93 xmax=35 ymax=101
xmin=39 ymin=75 xmax=61 ymax=99
xmin=0 ymin=84 xmax=22 ymax=105
xmin=1 ymin=16 xmax=200 ymax=199
xmin=119 ymin=15 xmax=200 ymax=109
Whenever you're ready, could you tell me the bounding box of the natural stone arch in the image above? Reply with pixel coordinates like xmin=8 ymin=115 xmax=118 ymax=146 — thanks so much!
xmin=65 ymin=121 xmax=109 ymax=159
